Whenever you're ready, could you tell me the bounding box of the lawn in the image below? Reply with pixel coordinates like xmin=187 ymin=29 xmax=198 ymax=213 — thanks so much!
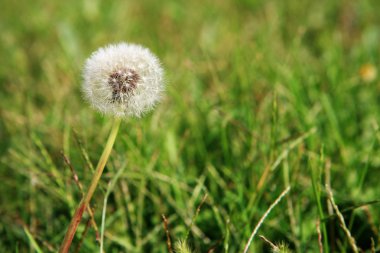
xmin=1 ymin=0 xmax=380 ymax=252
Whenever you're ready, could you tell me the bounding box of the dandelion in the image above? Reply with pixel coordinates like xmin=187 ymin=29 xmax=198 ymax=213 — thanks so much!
xmin=60 ymin=42 xmax=164 ymax=253
xmin=359 ymin=63 xmax=377 ymax=83
xmin=82 ymin=42 xmax=164 ymax=117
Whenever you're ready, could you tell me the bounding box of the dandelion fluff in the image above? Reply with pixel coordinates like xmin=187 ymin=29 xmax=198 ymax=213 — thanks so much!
xmin=83 ymin=42 xmax=164 ymax=117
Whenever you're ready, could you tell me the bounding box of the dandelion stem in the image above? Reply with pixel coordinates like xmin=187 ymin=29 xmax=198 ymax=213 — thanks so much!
xmin=59 ymin=117 xmax=121 ymax=253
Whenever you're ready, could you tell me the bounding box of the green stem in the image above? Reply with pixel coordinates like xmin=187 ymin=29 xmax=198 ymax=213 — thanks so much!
xmin=59 ymin=117 xmax=121 ymax=253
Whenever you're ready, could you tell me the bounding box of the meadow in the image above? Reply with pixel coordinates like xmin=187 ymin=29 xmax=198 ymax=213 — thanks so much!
xmin=1 ymin=0 xmax=380 ymax=252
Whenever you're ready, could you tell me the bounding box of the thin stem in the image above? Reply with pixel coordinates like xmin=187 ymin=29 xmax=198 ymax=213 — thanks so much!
xmin=162 ymin=214 xmax=174 ymax=253
xmin=326 ymin=185 xmax=359 ymax=253
xmin=100 ymin=163 xmax=126 ymax=253
xmin=243 ymin=186 xmax=290 ymax=253
xmin=59 ymin=117 xmax=122 ymax=253
xmin=185 ymin=193 xmax=208 ymax=241
xmin=62 ymin=152 xmax=100 ymax=242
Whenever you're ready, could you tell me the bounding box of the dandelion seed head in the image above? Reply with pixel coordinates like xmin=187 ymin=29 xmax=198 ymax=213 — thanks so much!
xmin=82 ymin=42 xmax=164 ymax=117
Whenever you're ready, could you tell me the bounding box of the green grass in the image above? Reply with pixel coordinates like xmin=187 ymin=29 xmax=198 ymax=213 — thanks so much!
xmin=1 ymin=0 xmax=380 ymax=252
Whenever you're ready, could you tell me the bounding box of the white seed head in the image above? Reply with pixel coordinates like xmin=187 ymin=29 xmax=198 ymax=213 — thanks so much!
xmin=82 ymin=42 xmax=164 ymax=117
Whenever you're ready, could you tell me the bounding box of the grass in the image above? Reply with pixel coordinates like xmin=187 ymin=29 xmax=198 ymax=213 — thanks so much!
xmin=1 ymin=0 xmax=380 ymax=252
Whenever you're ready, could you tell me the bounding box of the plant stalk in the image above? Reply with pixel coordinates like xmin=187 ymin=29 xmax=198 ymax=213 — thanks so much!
xmin=59 ymin=117 xmax=121 ymax=253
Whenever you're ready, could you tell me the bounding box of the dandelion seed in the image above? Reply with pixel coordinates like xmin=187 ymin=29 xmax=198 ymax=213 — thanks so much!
xmin=82 ymin=42 xmax=164 ymax=117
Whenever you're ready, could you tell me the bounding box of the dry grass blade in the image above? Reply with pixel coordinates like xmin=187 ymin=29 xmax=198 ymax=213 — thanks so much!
xmin=162 ymin=214 xmax=174 ymax=253
xmin=326 ymin=185 xmax=359 ymax=253
xmin=243 ymin=186 xmax=291 ymax=253
xmin=62 ymin=152 xmax=100 ymax=242
xmin=61 ymin=152 xmax=84 ymax=193
xmin=74 ymin=218 xmax=92 ymax=253
xmin=185 ymin=193 xmax=208 ymax=241
xmin=73 ymin=129 xmax=95 ymax=172
xmin=316 ymin=219 xmax=323 ymax=253
xmin=259 ymin=235 xmax=277 ymax=249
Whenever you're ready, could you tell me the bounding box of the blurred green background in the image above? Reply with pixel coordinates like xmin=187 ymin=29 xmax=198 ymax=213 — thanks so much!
xmin=1 ymin=0 xmax=380 ymax=252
